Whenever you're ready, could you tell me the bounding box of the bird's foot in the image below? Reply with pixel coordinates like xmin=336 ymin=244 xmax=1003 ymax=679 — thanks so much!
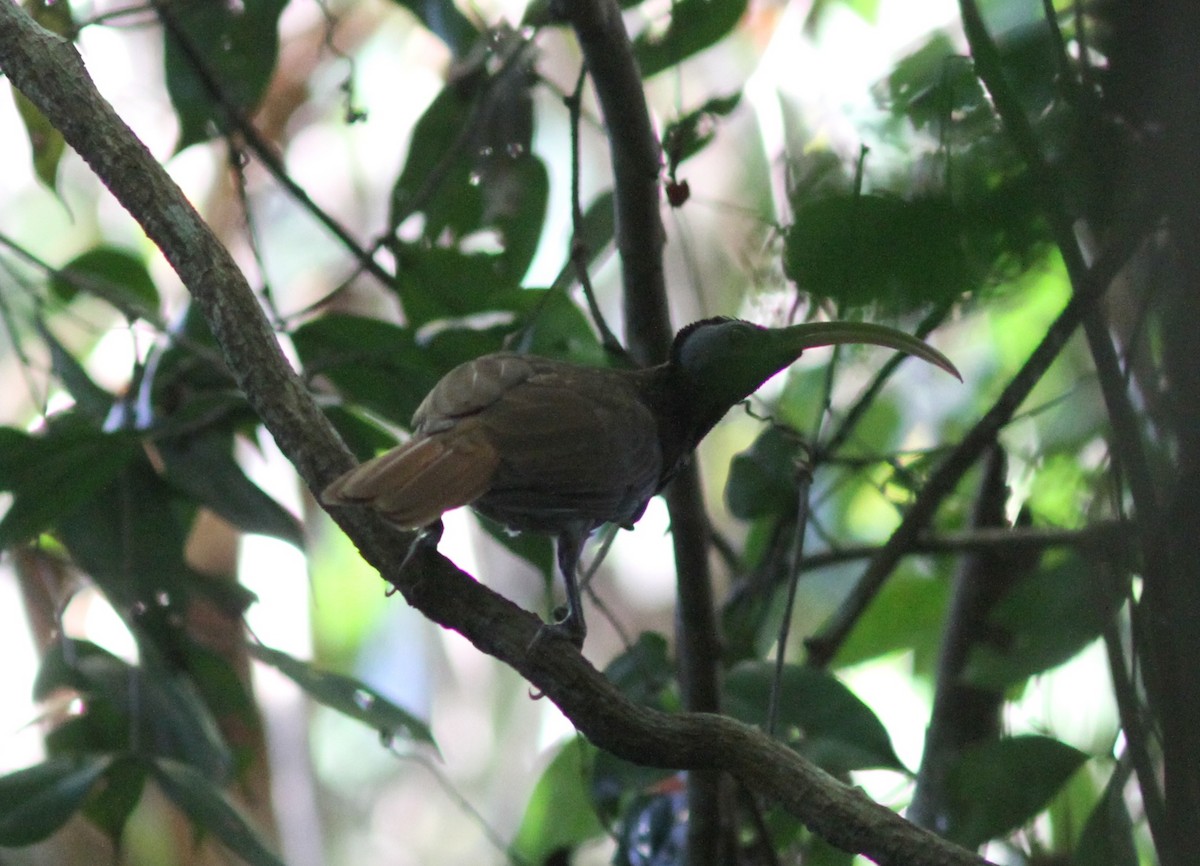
xmin=527 ymin=609 xmax=586 ymax=654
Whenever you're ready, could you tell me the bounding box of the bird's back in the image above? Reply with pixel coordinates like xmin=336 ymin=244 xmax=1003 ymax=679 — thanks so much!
xmin=326 ymin=353 xmax=665 ymax=535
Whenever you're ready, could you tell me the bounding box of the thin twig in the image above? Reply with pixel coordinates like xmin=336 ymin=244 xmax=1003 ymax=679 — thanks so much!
xmin=152 ymin=0 xmax=395 ymax=291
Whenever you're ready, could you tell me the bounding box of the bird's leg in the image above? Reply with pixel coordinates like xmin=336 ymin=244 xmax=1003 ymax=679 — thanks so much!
xmin=529 ymin=526 xmax=588 ymax=651
xmin=397 ymin=519 xmax=444 ymax=577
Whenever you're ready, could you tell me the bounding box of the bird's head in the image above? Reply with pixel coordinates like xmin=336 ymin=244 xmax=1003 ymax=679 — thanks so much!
xmin=669 ymin=316 xmax=959 ymax=442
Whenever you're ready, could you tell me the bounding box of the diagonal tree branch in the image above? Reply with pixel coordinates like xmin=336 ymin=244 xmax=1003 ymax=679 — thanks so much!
xmin=0 ymin=8 xmax=992 ymax=866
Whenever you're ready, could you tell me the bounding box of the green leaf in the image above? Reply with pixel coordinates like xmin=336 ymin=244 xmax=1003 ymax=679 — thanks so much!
xmin=724 ymin=661 xmax=905 ymax=773
xmin=964 ymin=552 xmax=1120 ymax=689
xmin=164 ymin=0 xmax=288 ymax=151
xmin=394 ymin=245 xmax=526 ymax=327
xmin=292 ymin=315 xmax=441 ymax=427
xmin=726 ymin=425 xmax=804 ymax=520
xmin=15 ymin=91 xmax=66 ymax=191
xmin=833 ymin=566 xmax=949 ymax=675
xmin=389 ymin=82 xmax=484 ymax=244
xmin=84 ymin=757 xmax=147 ymax=848
xmin=486 ymin=153 xmax=550 ymax=285
xmin=36 ymin=319 xmax=114 ymax=422
xmin=14 ymin=0 xmax=73 ymax=190
xmin=319 ymin=406 xmax=398 ymax=463
xmin=152 ymin=759 xmax=284 ymax=866
xmin=0 ymin=756 xmax=112 ymax=845
xmin=0 ymin=421 xmax=138 ymax=548
xmin=157 ymin=428 xmax=304 ymax=548
xmin=248 ymin=644 xmax=437 ymax=750
xmin=474 ymin=512 xmax=554 ymax=581
xmin=1073 ymin=766 xmax=1137 ymax=866
xmin=663 ymin=93 xmax=742 ymax=171
xmin=633 ymin=0 xmax=749 ymax=78
xmin=49 ymin=247 xmax=160 ymax=319
xmin=943 ymin=735 xmax=1088 ymax=848
xmin=512 ymin=739 xmax=605 ymax=863
xmin=54 ymin=457 xmax=206 ymax=608
xmin=35 ymin=638 xmax=235 ymax=779
xmin=784 ymin=193 xmax=971 ymax=311
xmin=386 ymin=0 xmax=478 ymax=57
xmin=603 ymin=632 xmax=675 ymax=707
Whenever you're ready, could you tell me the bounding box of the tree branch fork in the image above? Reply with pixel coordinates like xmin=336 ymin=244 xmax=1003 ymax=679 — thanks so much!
xmin=0 ymin=8 xmax=990 ymax=866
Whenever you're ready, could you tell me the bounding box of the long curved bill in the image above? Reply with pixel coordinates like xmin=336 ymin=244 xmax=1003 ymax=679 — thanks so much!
xmin=778 ymin=321 xmax=961 ymax=381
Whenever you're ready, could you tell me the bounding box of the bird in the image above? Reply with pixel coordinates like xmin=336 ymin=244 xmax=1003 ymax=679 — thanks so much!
xmin=322 ymin=317 xmax=959 ymax=648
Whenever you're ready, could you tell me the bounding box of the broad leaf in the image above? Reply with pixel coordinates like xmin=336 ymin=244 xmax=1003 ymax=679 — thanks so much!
xmin=0 ymin=421 xmax=138 ymax=548
xmin=153 ymin=759 xmax=284 ymax=866
xmin=512 ymin=739 xmax=605 ymax=864
xmin=54 ymin=456 xmax=253 ymax=616
xmin=292 ymin=315 xmax=441 ymax=427
xmin=386 ymin=0 xmax=478 ymax=57
xmin=724 ymin=661 xmax=905 ymax=773
xmin=0 ymin=755 xmax=112 ymax=846
xmin=726 ymin=425 xmax=804 ymax=520
xmin=49 ymin=247 xmax=160 ymax=320
xmin=248 ymin=644 xmax=437 ymax=750
xmin=14 ymin=0 xmax=72 ymax=189
xmin=943 ymin=735 xmax=1088 ymax=848
xmin=157 ymin=428 xmax=304 ymax=548
xmin=164 ymin=0 xmax=288 ymax=151
xmin=633 ymin=0 xmax=749 ymax=78
xmin=1073 ymin=765 xmax=1137 ymax=866
xmin=663 ymin=93 xmax=742 ymax=171
xmin=965 ymin=552 xmax=1120 ymax=689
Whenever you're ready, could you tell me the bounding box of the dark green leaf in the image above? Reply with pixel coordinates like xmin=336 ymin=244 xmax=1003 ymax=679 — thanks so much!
xmin=943 ymin=735 xmax=1088 ymax=848
xmin=54 ymin=457 xmax=200 ymax=606
xmin=486 ymin=153 xmax=549 ymax=285
xmin=577 ymin=190 xmax=615 ymax=263
xmin=15 ymin=91 xmax=66 ymax=191
xmin=394 ymin=244 xmax=526 ymax=327
xmin=726 ymin=425 xmax=804 ymax=520
xmin=604 ymin=632 xmax=675 ymax=707
xmin=49 ymin=247 xmax=160 ymax=319
xmin=633 ymin=0 xmax=749 ymax=78
xmin=248 ymin=644 xmax=437 ymax=750
xmin=35 ymin=638 xmax=234 ymax=778
xmin=320 ymin=406 xmax=398 ymax=463
xmin=880 ymin=33 xmax=988 ymax=132
xmin=512 ymin=739 xmax=604 ymax=864
xmin=964 ymin=552 xmax=1120 ymax=689
xmin=14 ymin=0 xmax=72 ymax=189
xmin=663 ymin=93 xmax=742 ymax=171
xmin=0 ymin=755 xmax=112 ymax=845
xmin=784 ymin=193 xmax=970 ymax=311
xmin=0 ymin=422 xmax=138 ymax=548
xmin=85 ymin=757 xmax=147 ymax=848
xmin=474 ymin=512 xmax=554 ymax=581
xmin=1074 ymin=766 xmax=1137 ymax=866
xmin=724 ymin=661 xmax=905 ymax=773
xmin=157 ymin=428 xmax=304 ymax=548
xmin=292 ymin=315 xmax=440 ymax=427
xmin=389 ymin=83 xmax=483 ymax=244
xmin=36 ymin=319 xmax=114 ymax=422
xmin=386 ymin=0 xmax=478 ymax=57
xmin=833 ymin=567 xmax=949 ymax=675
xmin=152 ymin=759 xmax=285 ymax=866
xmin=165 ymin=0 xmax=288 ymax=151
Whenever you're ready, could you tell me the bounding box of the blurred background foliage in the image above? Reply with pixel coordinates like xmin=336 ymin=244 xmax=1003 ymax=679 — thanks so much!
xmin=0 ymin=0 xmax=1188 ymax=863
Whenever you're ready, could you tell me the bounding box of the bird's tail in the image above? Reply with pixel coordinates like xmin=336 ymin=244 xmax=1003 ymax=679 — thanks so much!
xmin=321 ymin=428 xmax=499 ymax=529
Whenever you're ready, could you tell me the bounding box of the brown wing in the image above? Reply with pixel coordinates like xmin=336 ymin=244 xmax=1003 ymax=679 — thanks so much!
xmin=470 ymin=365 xmax=662 ymax=532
